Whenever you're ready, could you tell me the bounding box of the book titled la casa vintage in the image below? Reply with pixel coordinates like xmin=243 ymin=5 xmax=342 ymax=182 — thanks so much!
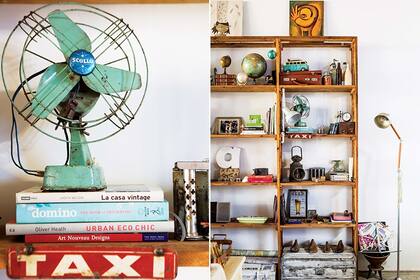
xmin=25 ymin=233 xmax=169 ymax=243
xmin=8 ymin=246 xmax=177 ymax=279
xmin=16 ymin=201 xmax=169 ymax=223
xmin=6 ymin=220 xmax=174 ymax=235
xmin=17 ymin=185 xmax=164 ymax=203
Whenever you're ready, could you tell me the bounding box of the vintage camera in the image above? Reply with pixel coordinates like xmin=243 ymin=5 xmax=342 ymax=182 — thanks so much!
xmin=289 ymin=146 xmax=305 ymax=182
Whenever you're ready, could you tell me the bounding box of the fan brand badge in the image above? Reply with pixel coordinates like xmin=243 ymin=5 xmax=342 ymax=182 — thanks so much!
xmin=69 ymin=49 xmax=96 ymax=76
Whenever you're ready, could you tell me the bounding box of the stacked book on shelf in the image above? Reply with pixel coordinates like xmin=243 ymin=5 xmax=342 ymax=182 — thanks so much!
xmin=241 ymin=114 xmax=265 ymax=135
xmin=6 ymin=185 xmax=174 ymax=243
xmin=265 ymin=103 xmax=276 ymax=135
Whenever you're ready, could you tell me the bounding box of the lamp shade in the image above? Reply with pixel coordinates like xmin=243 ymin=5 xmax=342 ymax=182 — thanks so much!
xmin=374 ymin=113 xmax=391 ymax=129
xmin=284 ymin=107 xmax=301 ymax=126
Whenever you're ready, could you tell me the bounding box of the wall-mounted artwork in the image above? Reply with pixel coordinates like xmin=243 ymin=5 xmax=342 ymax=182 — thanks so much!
xmin=210 ymin=0 xmax=243 ymax=36
xmin=290 ymin=1 xmax=324 ymax=37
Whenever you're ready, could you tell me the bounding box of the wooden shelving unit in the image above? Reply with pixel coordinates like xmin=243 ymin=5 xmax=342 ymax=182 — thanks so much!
xmin=211 ymin=36 xmax=358 ymax=270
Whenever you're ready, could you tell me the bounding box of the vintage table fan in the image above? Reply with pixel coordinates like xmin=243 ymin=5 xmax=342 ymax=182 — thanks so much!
xmin=1 ymin=4 xmax=148 ymax=191
xmin=290 ymin=95 xmax=310 ymax=127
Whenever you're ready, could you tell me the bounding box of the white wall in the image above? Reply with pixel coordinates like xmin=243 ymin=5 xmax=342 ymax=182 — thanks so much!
xmin=211 ymin=0 xmax=420 ymax=271
xmin=0 ymin=3 xmax=209 ymax=227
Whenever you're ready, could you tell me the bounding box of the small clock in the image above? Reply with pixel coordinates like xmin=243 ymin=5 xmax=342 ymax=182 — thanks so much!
xmin=342 ymin=112 xmax=352 ymax=122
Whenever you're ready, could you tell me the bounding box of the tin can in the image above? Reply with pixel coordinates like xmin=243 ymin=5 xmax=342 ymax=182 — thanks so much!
xmin=322 ymin=74 xmax=332 ymax=85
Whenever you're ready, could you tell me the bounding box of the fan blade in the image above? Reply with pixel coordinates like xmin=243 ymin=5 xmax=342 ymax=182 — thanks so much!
xmin=48 ymin=10 xmax=91 ymax=58
xmin=83 ymin=64 xmax=141 ymax=94
xmin=31 ymin=63 xmax=80 ymax=119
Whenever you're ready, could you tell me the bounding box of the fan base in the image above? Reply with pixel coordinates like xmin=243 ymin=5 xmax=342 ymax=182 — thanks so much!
xmin=42 ymin=165 xmax=106 ymax=191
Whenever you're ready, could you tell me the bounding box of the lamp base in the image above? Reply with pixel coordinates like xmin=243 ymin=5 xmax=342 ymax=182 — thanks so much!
xmin=42 ymin=165 xmax=106 ymax=191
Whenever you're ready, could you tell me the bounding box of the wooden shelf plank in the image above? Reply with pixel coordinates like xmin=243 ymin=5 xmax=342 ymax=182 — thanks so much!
xmin=281 ymin=181 xmax=355 ymax=187
xmin=280 ymin=223 xmax=355 ymax=229
xmin=285 ymin=134 xmax=355 ymax=140
xmin=212 ymin=181 xmax=277 ymax=187
xmin=212 ymin=222 xmax=277 ymax=229
xmin=0 ymin=238 xmax=209 ymax=268
xmin=211 ymin=85 xmax=276 ymax=92
xmin=211 ymin=36 xmax=277 ymax=48
xmin=211 ymin=134 xmax=277 ymax=139
xmin=280 ymin=85 xmax=355 ymax=93
xmin=1 ymin=0 xmax=207 ymax=3
xmin=211 ymin=36 xmax=356 ymax=48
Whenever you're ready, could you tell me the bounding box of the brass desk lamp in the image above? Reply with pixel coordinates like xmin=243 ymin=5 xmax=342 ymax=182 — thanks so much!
xmin=374 ymin=113 xmax=402 ymax=280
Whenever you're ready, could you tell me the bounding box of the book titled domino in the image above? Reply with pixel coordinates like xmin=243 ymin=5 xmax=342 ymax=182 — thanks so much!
xmin=16 ymin=185 xmax=164 ymax=203
xmin=16 ymin=201 xmax=169 ymax=223
xmin=6 ymin=220 xmax=174 ymax=235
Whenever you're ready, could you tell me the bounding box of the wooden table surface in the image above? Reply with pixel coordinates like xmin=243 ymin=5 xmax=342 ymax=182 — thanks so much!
xmin=0 ymin=237 xmax=209 ymax=268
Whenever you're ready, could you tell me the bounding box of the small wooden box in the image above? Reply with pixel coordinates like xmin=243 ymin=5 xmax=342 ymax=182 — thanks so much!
xmin=338 ymin=122 xmax=355 ymax=134
xmin=281 ymin=246 xmax=356 ymax=279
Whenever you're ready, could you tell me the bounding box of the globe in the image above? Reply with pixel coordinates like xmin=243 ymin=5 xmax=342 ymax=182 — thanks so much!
xmin=241 ymin=53 xmax=267 ymax=83
xmin=267 ymin=49 xmax=276 ymax=60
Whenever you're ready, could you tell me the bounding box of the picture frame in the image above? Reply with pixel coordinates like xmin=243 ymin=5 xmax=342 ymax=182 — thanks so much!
xmin=286 ymin=189 xmax=308 ymax=219
xmin=289 ymin=1 xmax=324 ymax=37
xmin=213 ymin=117 xmax=242 ymax=135
xmin=210 ymin=0 xmax=243 ymax=36
xmin=307 ymin=209 xmax=317 ymax=219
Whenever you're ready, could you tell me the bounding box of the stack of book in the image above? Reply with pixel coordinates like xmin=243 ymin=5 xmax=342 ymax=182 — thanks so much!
xmin=265 ymin=103 xmax=276 ymax=135
xmin=241 ymin=126 xmax=265 ymax=135
xmin=241 ymin=114 xmax=265 ymax=135
xmin=214 ymin=73 xmax=236 ymax=85
xmin=6 ymin=185 xmax=174 ymax=243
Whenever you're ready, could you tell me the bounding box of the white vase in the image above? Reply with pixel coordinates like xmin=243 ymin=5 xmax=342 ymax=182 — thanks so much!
xmin=344 ymin=62 xmax=352 ymax=85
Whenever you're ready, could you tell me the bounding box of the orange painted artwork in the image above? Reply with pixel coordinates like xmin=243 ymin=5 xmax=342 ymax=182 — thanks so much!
xmin=290 ymin=1 xmax=324 ymax=37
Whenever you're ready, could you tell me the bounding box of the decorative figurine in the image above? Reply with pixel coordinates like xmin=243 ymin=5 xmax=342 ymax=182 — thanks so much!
xmin=265 ymin=74 xmax=274 ymax=85
xmin=283 ymin=59 xmax=309 ymax=72
xmin=336 ymin=240 xmax=344 ymax=253
xmin=323 ymin=241 xmax=331 ymax=253
xmin=291 ymin=240 xmax=300 ymax=252
xmin=219 ymin=55 xmax=232 ymax=74
xmin=211 ymin=21 xmax=230 ymax=36
xmin=241 ymin=53 xmax=267 ymax=84
xmin=267 ymin=49 xmax=276 ymax=60
xmin=309 ymin=239 xmax=318 ymax=253
xmin=236 ymin=72 xmax=248 ymax=85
